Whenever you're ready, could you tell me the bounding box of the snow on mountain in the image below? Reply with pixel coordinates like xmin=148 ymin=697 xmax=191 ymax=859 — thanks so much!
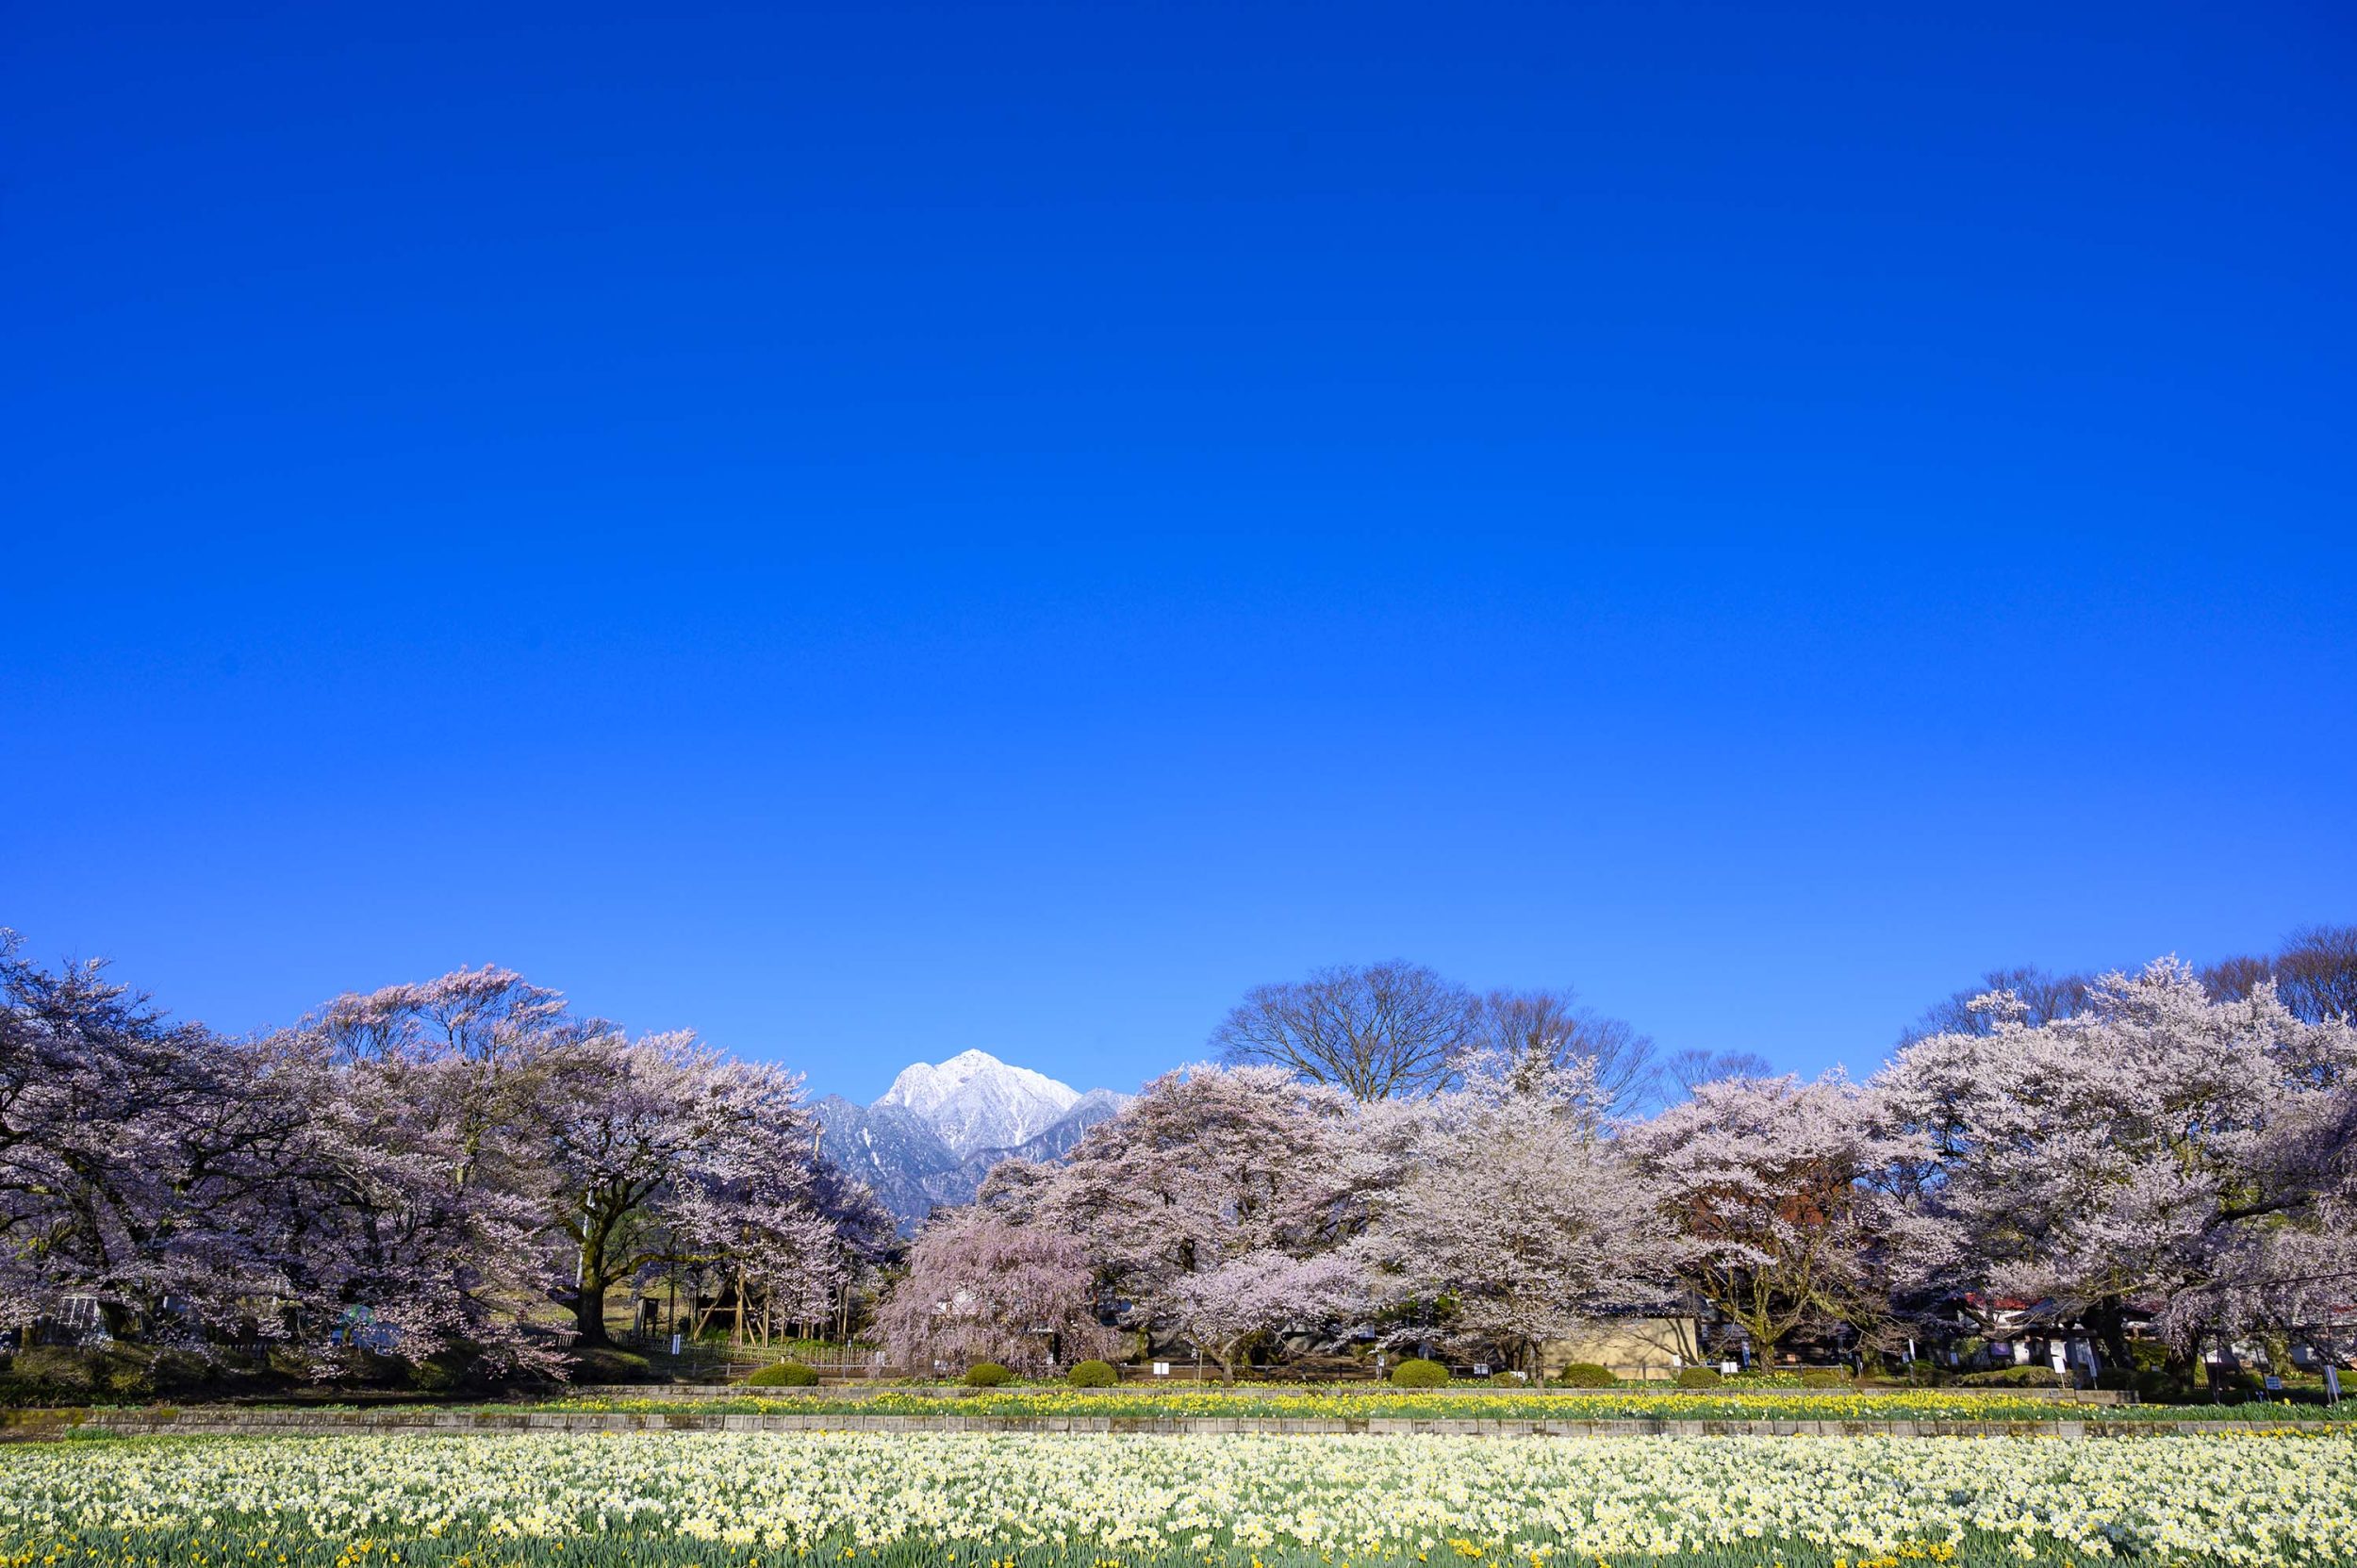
xmin=877 ymin=1048 xmax=1083 ymax=1156
xmin=814 ymin=1052 xmax=1132 ymax=1230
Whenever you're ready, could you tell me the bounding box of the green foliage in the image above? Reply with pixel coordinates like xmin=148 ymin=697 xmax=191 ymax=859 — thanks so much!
xmin=10 ymin=1347 xmax=95 ymax=1393
xmin=1555 ymin=1362 xmax=1616 ymax=1388
xmin=1065 ymin=1360 xmax=1119 ymax=1388
xmin=1955 ymin=1364 xmax=2069 ymax=1388
xmin=4 ymin=1345 xmax=218 ymax=1401
xmin=1674 ymin=1366 xmax=1723 ymax=1388
xmin=963 ymin=1362 xmax=1013 ymax=1387
xmin=0 ymin=1524 xmax=2294 ymax=1568
xmin=1797 ymin=1369 xmax=1851 ymax=1389
xmin=2099 ymin=1342 xmax=2195 ymax=1402
xmin=569 ymin=1345 xmax=655 ymax=1384
xmin=1390 ymin=1358 xmax=1449 ymax=1387
xmin=404 ymin=1348 xmax=486 ymax=1394
xmin=741 ymin=1361 xmax=820 ymax=1388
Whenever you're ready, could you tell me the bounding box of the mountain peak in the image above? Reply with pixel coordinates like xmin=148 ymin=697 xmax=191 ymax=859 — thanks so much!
xmin=875 ymin=1049 xmax=1083 ymax=1154
xmin=814 ymin=1061 xmax=1135 ymax=1231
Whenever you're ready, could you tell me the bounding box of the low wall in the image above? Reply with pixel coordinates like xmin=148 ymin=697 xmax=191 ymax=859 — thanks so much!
xmin=46 ymin=1406 xmax=2310 ymax=1441
xmin=564 ymin=1383 xmax=2132 ymax=1405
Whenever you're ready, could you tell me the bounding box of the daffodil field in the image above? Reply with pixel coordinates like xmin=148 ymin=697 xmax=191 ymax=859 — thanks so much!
xmin=4 ymin=1430 xmax=2354 ymax=1568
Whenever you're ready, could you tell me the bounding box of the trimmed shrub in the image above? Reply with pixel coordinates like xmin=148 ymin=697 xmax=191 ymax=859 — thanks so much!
xmin=963 ymin=1362 xmax=1012 ymax=1387
xmin=1956 ymin=1364 xmax=2069 ymax=1388
xmin=1065 ymin=1360 xmax=1118 ymax=1388
xmin=571 ymin=1345 xmax=655 ymax=1385
xmin=1798 ymin=1369 xmax=1852 ymax=1389
xmin=12 ymin=1347 xmax=95 ymax=1393
xmin=1555 ymin=1362 xmax=1615 ymax=1388
xmin=1674 ymin=1365 xmax=1724 ymax=1389
xmin=1390 ymin=1358 xmax=1450 ymax=1388
xmin=742 ymin=1361 xmax=820 ymax=1388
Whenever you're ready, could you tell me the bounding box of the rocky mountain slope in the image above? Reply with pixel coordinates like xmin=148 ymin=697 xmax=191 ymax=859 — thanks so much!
xmin=813 ymin=1051 xmax=1129 ymax=1230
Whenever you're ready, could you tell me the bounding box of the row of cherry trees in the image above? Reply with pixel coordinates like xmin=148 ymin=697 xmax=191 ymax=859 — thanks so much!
xmin=883 ymin=958 xmax=2357 ymax=1378
xmin=0 ymin=936 xmax=889 ymax=1378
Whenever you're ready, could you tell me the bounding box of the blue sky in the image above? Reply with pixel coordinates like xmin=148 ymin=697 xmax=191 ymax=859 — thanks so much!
xmin=5 ymin=1 xmax=2352 ymax=1102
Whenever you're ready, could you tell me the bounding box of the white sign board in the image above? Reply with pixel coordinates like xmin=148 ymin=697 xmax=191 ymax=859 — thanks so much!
xmin=1474 ymin=1363 xmax=1490 ymax=1377
xmin=1152 ymin=1361 xmax=1170 ymax=1377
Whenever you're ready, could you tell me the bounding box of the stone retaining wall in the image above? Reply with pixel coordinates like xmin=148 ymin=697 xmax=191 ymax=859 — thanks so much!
xmin=564 ymin=1383 xmax=2132 ymax=1405
xmin=56 ymin=1408 xmax=2320 ymax=1441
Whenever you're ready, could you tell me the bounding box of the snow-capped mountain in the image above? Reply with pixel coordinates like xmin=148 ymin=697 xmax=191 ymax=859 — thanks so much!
xmin=813 ymin=1051 xmax=1130 ymax=1230
xmin=876 ymin=1048 xmax=1083 ymax=1156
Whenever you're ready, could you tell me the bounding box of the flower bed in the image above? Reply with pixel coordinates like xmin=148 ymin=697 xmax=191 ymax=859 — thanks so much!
xmin=512 ymin=1386 xmax=2350 ymax=1424
xmin=3 ymin=1429 xmax=2353 ymax=1566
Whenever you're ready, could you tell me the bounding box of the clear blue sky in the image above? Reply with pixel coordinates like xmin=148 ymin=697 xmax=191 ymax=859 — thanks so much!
xmin=5 ymin=0 xmax=2351 ymax=1102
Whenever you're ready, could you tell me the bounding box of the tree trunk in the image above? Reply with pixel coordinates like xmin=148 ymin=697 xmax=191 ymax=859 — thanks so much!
xmin=573 ymin=1277 xmax=609 ymax=1344
xmin=2087 ymin=1296 xmax=2132 ymax=1371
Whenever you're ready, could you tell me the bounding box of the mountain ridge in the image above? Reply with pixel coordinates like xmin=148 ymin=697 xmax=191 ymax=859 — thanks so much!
xmin=876 ymin=1048 xmax=1082 ymax=1154
xmin=813 ymin=1050 xmax=1129 ymax=1230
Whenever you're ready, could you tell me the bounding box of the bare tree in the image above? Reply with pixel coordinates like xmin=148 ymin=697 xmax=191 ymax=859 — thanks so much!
xmin=1663 ymin=1048 xmax=1775 ymax=1098
xmin=2276 ymin=924 xmax=2357 ymax=1024
xmin=1469 ymin=987 xmax=1659 ymax=1117
xmin=2200 ymin=953 xmax=2275 ymax=1002
xmin=1900 ymin=965 xmax=2090 ymax=1045
xmin=1211 ymin=961 xmax=1478 ymax=1101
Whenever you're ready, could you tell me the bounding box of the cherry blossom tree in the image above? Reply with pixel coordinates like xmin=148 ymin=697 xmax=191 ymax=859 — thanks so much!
xmin=872 ymin=1208 xmax=1117 ymax=1374
xmin=289 ymin=966 xmax=608 ymax=1368
xmin=537 ymin=1032 xmax=810 ymax=1343
xmin=670 ymin=1188 xmax=849 ymax=1346
xmin=279 ymin=1031 xmax=569 ymax=1377
xmin=1361 ymin=1063 xmax=1669 ymax=1376
xmin=1876 ymin=958 xmax=2357 ymax=1362
xmin=1028 ymin=1064 xmax=1368 ymax=1368
xmin=312 ymin=972 xmax=889 ymax=1353
xmin=0 ymin=934 xmax=311 ymax=1342
xmin=310 ymin=966 xmax=602 ymax=1203
xmin=1624 ymin=1070 xmax=1920 ymax=1360
xmin=1165 ymin=1248 xmax=1363 ymax=1380
xmin=663 ymin=1088 xmax=892 ymax=1348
